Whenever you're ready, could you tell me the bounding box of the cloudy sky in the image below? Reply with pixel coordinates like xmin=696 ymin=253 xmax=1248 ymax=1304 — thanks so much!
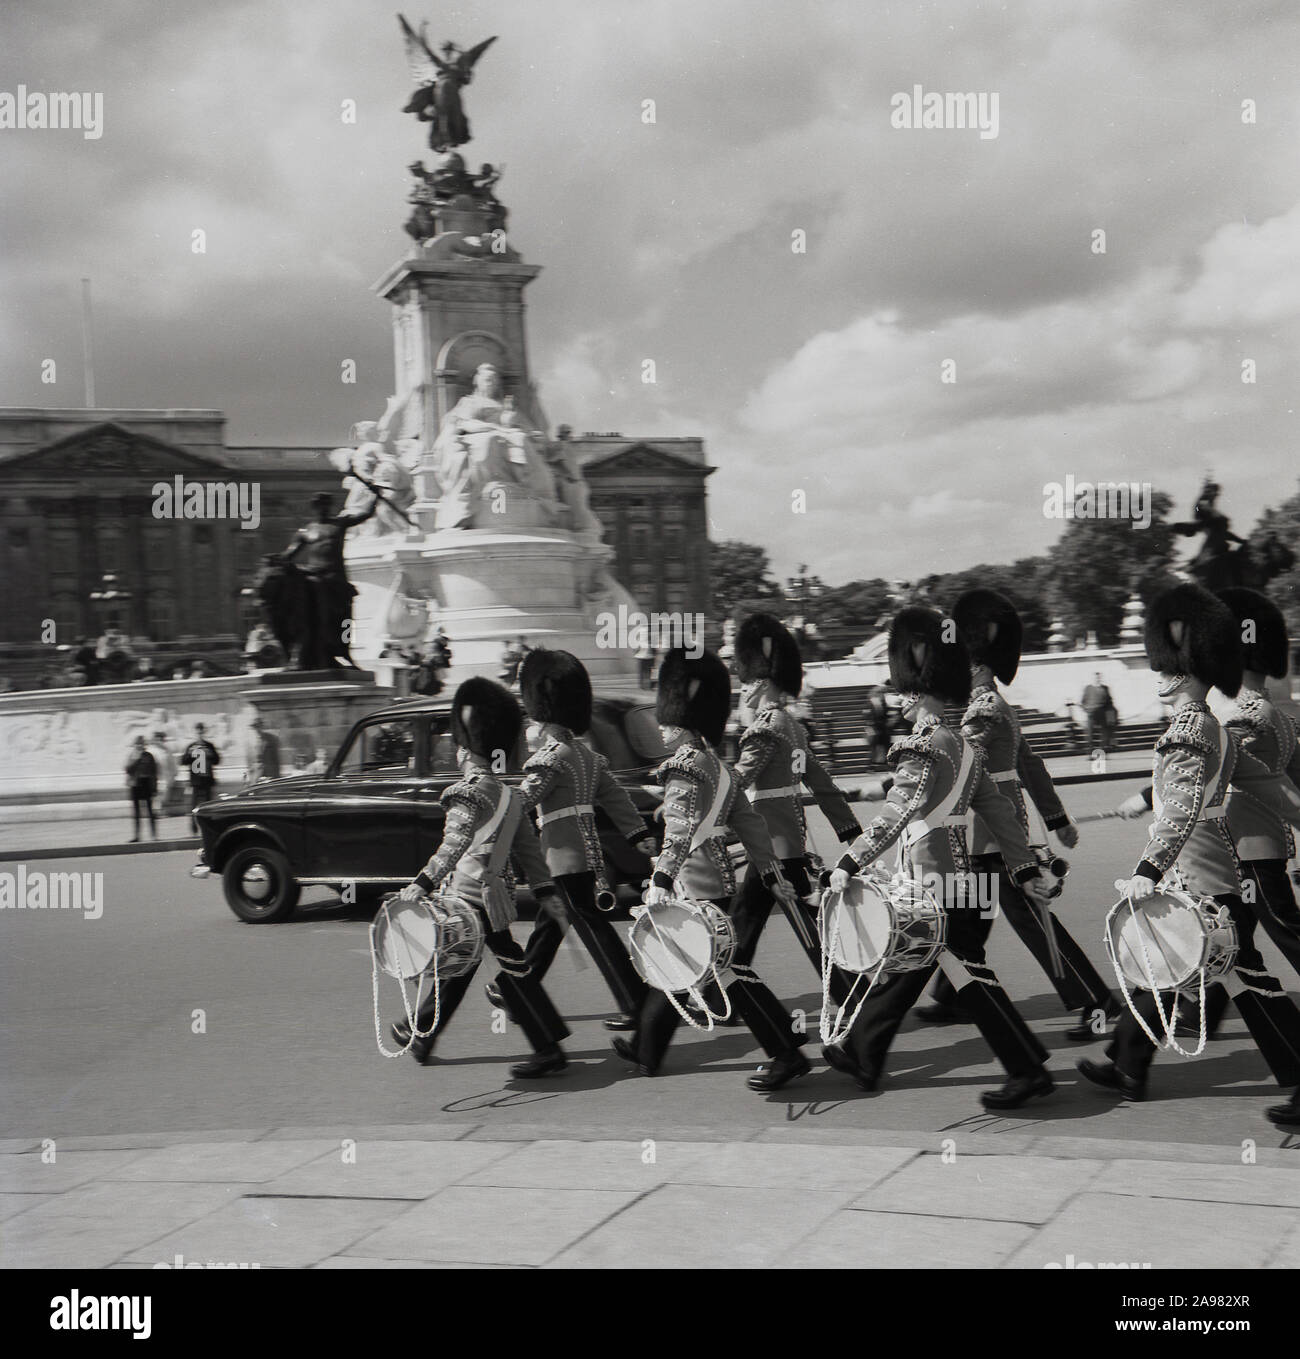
xmin=2 ymin=0 xmax=1298 ymax=586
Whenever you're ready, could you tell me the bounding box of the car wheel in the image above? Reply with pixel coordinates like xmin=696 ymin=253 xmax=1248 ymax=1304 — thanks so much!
xmin=222 ymin=844 xmax=300 ymax=923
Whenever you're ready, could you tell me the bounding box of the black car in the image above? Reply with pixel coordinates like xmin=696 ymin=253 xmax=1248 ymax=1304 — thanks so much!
xmin=192 ymin=695 xmax=669 ymax=923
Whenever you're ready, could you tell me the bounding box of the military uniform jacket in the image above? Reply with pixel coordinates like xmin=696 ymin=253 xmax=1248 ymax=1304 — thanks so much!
xmin=519 ymin=731 xmax=647 ymax=877
xmin=414 ymin=767 xmax=554 ymax=911
xmin=961 ymin=673 xmax=1069 ymax=857
xmin=733 ymin=705 xmax=859 ymax=859
xmin=650 ymin=737 xmax=781 ymax=901
xmin=1224 ymin=689 xmax=1300 ymax=862
xmin=839 ymin=714 xmax=1039 ymax=891
xmin=1135 ymin=703 xmax=1300 ymax=895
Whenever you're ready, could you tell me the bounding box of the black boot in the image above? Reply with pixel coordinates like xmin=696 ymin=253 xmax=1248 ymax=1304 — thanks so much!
xmin=1076 ymin=1057 xmax=1146 ymax=1101
xmin=1266 ymin=1089 xmax=1300 ymax=1129
xmin=821 ymin=1043 xmax=878 ymax=1092
xmin=510 ymin=1044 xmax=567 ymax=1079
xmin=747 ymin=1049 xmax=811 ymax=1093
xmin=390 ymin=1021 xmax=435 ymax=1066
xmin=980 ymin=1068 xmax=1055 ymax=1110
xmin=611 ymin=1036 xmax=656 ymax=1076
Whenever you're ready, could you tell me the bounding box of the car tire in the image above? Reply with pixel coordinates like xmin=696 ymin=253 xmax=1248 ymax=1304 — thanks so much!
xmin=222 ymin=844 xmax=301 ymax=923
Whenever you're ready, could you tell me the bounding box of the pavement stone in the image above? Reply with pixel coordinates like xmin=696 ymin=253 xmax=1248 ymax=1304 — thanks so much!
xmin=787 ymin=1209 xmax=1034 ymax=1268
xmin=314 ymin=1256 xmax=529 ymax=1268
xmin=851 ymin=1152 xmax=1106 ymax=1224
xmin=101 ymin=1139 xmax=338 ymax=1183
xmin=546 ymin=1184 xmax=852 ymax=1268
xmin=0 ymin=1140 xmax=40 ymax=1155
xmin=457 ymin=1138 xmax=709 ymax=1191
xmin=258 ymin=1140 xmax=520 ymax=1199
xmin=462 ymin=1121 xmax=754 ymax=1144
xmin=51 ymin=1129 xmax=269 ymax=1152
xmin=0 ymin=1193 xmax=53 ymax=1222
xmin=352 ymin=1185 xmax=641 ymax=1265
xmin=0 ymin=1149 xmax=150 ymax=1195
xmin=119 ymin=1195 xmax=410 ymax=1269
xmin=0 ymin=1181 xmax=255 ymax=1269
xmin=667 ymin=1141 xmax=919 ymax=1193
xmin=1266 ymin=1223 xmax=1300 ymax=1269
xmin=1088 ymin=1158 xmax=1300 ymax=1208
xmin=262 ymin=1123 xmax=481 ymax=1143
xmin=1004 ymin=1191 xmax=1296 ymax=1269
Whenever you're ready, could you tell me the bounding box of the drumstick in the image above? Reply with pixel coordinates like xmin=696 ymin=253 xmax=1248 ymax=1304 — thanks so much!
xmin=1074 ymin=810 xmax=1131 ymax=824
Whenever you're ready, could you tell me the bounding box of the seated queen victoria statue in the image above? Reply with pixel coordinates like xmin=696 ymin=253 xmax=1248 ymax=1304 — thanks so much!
xmin=431 ymin=364 xmax=560 ymax=529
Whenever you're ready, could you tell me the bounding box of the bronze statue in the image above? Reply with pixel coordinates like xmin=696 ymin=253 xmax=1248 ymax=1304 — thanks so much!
xmin=258 ymin=492 xmax=378 ymax=670
xmin=398 ymin=15 xmax=497 ymax=152
xmin=1172 ymin=477 xmax=1294 ymax=591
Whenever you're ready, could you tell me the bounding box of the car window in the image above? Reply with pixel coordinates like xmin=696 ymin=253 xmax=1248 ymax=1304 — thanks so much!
xmin=337 ymin=720 xmax=419 ymax=776
xmin=619 ymin=704 xmax=670 ymax=766
xmin=427 ymin=712 xmax=459 ymax=774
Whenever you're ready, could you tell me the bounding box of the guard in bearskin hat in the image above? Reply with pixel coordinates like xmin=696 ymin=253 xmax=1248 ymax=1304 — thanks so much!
xmin=1082 ymin=583 xmax=1300 ymax=1104
xmin=389 ymin=677 xmax=571 ymax=1077
xmin=825 ymin=606 xmax=1058 ymax=1110
xmin=610 ymin=648 xmax=812 ymax=1091
xmin=730 ymin=612 xmax=861 ymax=1005
xmin=486 ymin=649 xmax=658 ymax=1031
xmin=920 ymin=589 xmax=1118 ymax=1038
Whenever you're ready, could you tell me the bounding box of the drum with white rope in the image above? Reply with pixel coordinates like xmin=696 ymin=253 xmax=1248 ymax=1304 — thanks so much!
xmin=627 ymin=897 xmax=736 ymax=1028
xmin=823 ymin=870 xmax=947 ymax=976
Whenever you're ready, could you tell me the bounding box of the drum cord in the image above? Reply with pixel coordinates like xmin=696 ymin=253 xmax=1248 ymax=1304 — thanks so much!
xmin=1106 ymin=897 xmax=1209 ymax=1059
xmin=370 ymin=897 xmax=443 ymax=1059
xmin=817 ymin=889 xmax=888 ymax=1048
xmin=628 ymin=906 xmax=735 ymax=1031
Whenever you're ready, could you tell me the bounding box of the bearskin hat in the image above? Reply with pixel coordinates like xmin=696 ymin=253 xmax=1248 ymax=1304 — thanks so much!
xmin=888 ymin=606 xmax=972 ymax=706
xmin=1217 ymin=587 xmax=1289 ymax=680
xmin=952 ymin=589 xmax=1023 ymax=685
xmin=519 ymin=648 xmax=593 ymax=734
xmin=450 ymin=677 xmax=523 ymax=762
xmin=1144 ymin=583 xmax=1243 ymax=697
xmin=734 ymin=612 xmax=803 ymax=696
xmin=656 ymin=648 xmax=732 ymax=746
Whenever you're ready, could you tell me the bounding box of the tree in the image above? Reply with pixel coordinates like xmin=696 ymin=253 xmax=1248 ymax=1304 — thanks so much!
xmin=920 ymin=560 xmax=1054 ymax=653
xmin=1248 ymin=479 xmax=1300 ymax=645
xmin=709 ymin=540 xmax=781 ymax=622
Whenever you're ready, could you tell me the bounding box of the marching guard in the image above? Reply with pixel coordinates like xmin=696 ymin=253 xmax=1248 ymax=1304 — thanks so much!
xmin=825 ymin=607 xmax=1059 ymax=1110
xmin=491 ymin=648 xmax=658 ymax=1031
xmin=389 ymin=678 xmax=571 ymax=1078
xmin=921 ymin=589 xmax=1118 ymax=1038
xmin=731 ymin=613 xmax=862 ymax=1003
xmin=611 ymin=648 xmax=814 ymax=1091
xmin=1079 ymin=584 xmax=1300 ymax=1103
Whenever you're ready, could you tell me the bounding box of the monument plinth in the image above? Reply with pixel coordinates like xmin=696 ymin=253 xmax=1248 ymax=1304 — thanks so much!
xmin=337 ymin=25 xmax=640 ymax=688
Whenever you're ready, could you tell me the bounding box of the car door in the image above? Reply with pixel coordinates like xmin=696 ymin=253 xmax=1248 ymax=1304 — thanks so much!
xmin=300 ymin=716 xmax=427 ymax=882
xmin=412 ymin=711 xmax=462 ymax=867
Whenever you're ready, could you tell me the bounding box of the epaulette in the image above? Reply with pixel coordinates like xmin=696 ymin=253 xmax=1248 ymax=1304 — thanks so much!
xmin=888 ymin=727 xmax=939 ymax=766
xmin=654 ymin=745 xmax=709 ymax=786
xmin=960 ymin=688 xmax=1003 ymax=743
xmin=741 ymin=708 xmax=785 ymax=743
xmin=1156 ymin=705 xmax=1218 ymax=757
xmin=441 ymin=772 xmax=497 ymax=815
xmin=1228 ymin=690 xmax=1269 ymax=733
xmin=523 ymin=737 xmax=568 ymax=773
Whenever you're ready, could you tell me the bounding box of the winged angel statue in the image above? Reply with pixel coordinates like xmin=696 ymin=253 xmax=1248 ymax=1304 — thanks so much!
xmin=399 ymin=15 xmax=497 ymax=151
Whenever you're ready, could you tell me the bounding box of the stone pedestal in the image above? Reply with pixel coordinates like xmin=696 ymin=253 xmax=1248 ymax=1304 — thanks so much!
xmin=239 ymin=671 xmax=391 ymax=765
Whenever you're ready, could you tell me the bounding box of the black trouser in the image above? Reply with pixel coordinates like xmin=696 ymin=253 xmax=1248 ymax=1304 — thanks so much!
xmin=130 ymin=790 xmax=156 ymax=836
xmin=842 ymin=889 xmax=1049 ymax=1081
xmin=409 ymin=916 xmax=570 ymax=1053
xmin=929 ymin=853 xmax=1114 ymax=1014
xmin=633 ymin=897 xmax=801 ymax=1070
xmin=521 ymin=871 xmax=647 ymax=1017
xmin=1193 ymin=861 xmax=1300 ymax=1037
xmin=730 ymin=857 xmax=854 ymax=1006
xmin=1109 ymin=891 xmax=1300 ymax=1086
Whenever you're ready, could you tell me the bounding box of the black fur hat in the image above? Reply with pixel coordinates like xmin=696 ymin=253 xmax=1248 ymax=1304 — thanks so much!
xmin=656 ymin=648 xmax=732 ymax=746
xmin=953 ymin=589 xmax=1023 ymax=685
xmin=519 ymin=649 xmax=593 ymax=734
xmin=734 ymin=612 xmax=803 ymax=696
xmin=450 ymin=677 xmax=523 ymax=761
xmin=1218 ymin=588 xmax=1289 ymax=680
xmin=1144 ymin=584 xmax=1243 ymax=697
xmin=888 ymin=607 xmax=972 ymax=705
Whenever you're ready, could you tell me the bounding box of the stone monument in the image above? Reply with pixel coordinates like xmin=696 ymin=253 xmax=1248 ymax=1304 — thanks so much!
xmin=337 ymin=24 xmax=640 ymax=686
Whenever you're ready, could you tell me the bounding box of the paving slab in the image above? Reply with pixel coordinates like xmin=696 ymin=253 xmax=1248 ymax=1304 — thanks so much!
xmin=0 ymin=1140 xmax=40 ymax=1155
xmin=314 ymin=1256 xmax=529 ymax=1269
xmin=462 ymin=1122 xmax=752 ymax=1144
xmin=0 ymin=1149 xmax=150 ymax=1195
xmin=1266 ymin=1224 xmax=1300 ymax=1269
xmin=0 ymin=1192 xmax=53 ymax=1222
xmin=666 ymin=1142 xmax=919 ymax=1193
xmin=1024 ymin=1133 xmax=1300 ymax=1167
xmin=457 ymin=1139 xmax=709 ymax=1191
xmin=786 ymin=1209 xmax=1034 ymax=1269
xmin=257 ymin=1140 xmax=519 ymax=1199
xmin=101 ymin=1139 xmax=338 ymax=1183
xmin=546 ymin=1184 xmax=851 ymax=1269
xmin=1004 ymin=1192 xmax=1297 ymax=1269
xmin=851 ymin=1152 xmax=1105 ymax=1224
xmin=263 ymin=1123 xmax=481 ymax=1143
xmin=118 ymin=1195 xmax=410 ymax=1269
xmin=352 ymin=1185 xmax=639 ymax=1265
xmin=54 ymin=1129 xmax=269 ymax=1151
xmin=1088 ymin=1158 xmax=1300 ymax=1208
xmin=0 ymin=1181 xmax=256 ymax=1269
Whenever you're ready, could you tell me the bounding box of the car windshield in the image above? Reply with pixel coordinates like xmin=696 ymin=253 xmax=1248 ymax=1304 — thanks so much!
xmin=336 ymin=720 xmax=419 ymax=775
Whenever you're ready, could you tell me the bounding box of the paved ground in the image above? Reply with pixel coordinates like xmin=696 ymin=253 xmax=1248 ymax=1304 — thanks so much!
xmin=6 ymin=773 xmax=1300 ymax=1268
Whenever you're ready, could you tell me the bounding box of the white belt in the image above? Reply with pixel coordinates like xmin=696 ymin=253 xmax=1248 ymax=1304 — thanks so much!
xmin=750 ymin=784 xmax=798 ymax=801
xmin=536 ymin=803 xmax=594 ymax=827
xmin=902 ymin=813 xmax=967 ymax=847
xmin=1203 ymin=804 xmax=1227 ymax=821
xmin=989 ymin=771 xmax=1018 ymax=784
